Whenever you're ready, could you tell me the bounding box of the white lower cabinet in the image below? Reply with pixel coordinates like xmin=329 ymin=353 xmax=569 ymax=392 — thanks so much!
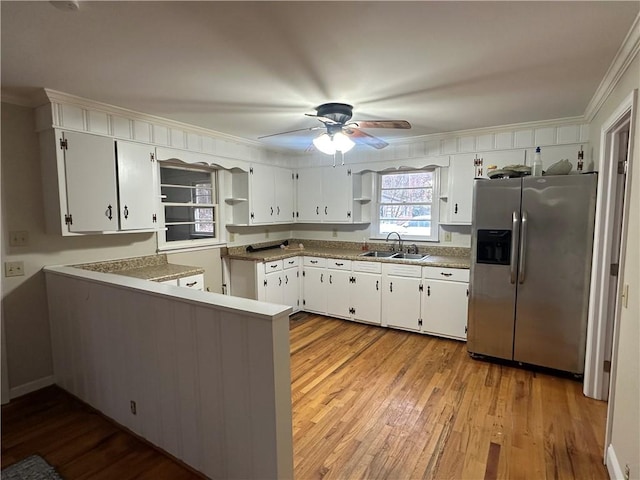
xmin=351 ymin=261 xmax=382 ymax=325
xmin=282 ymin=258 xmax=301 ymax=312
xmin=382 ymin=264 xmax=423 ymax=331
xmin=261 ymin=259 xmax=301 ymax=312
xmin=326 ymin=259 xmax=352 ymax=319
xmin=160 ymin=273 xmax=204 ymax=291
xmin=302 ymin=257 xmax=327 ymax=313
xmin=421 ymin=266 xmax=469 ymax=340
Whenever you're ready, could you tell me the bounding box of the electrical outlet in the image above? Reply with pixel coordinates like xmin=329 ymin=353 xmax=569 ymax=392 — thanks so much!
xmin=9 ymin=230 xmax=29 ymax=247
xmin=444 ymin=231 xmax=452 ymax=242
xmin=4 ymin=261 xmax=24 ymax=277
xmin=624 ymin=464 xmax=630 ymax=480
xmin=130 ymin=400 xmax=137 ymax=415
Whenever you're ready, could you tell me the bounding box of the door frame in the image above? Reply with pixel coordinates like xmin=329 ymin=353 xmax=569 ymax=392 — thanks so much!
xmin=583 ymin=90 xmax=636 ymax=402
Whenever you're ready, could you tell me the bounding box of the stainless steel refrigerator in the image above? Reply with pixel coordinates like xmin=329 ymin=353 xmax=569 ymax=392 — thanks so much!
xmin=467 ymin=174 xmax=597 ymax=374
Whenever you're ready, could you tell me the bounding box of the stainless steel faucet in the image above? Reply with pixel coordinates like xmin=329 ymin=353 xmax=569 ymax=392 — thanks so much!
xmin=385 ymin=231 xmax=403 ymax=252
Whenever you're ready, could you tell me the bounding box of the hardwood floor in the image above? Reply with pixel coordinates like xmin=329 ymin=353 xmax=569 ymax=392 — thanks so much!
xmin=2 ymin=314 xmax=608 ymax=479
xmin=290 ymin=314 xmax=608 ymax=480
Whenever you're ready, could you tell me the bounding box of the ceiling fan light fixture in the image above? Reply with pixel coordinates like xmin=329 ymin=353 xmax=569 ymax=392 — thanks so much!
xmin=313 ymin=133 xmax=336 ymax=155
xmin=333 ymin=132 xmax=355 ymax=153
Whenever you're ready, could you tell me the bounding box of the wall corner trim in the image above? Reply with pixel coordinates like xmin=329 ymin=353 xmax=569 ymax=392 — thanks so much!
xmin=584 ymin=13 xmax=640 ymax=122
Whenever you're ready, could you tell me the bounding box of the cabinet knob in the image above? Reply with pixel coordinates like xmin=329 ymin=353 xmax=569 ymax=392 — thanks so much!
xmin=105 ymin=204 xmax=113 ymax=220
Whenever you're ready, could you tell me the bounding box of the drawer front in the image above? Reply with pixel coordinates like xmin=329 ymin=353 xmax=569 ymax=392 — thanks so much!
xmin=303 ymin=257 xmax=327 ymax=268
xmin=352 ymin=261 xmax=382 ymax=274
xmin=423 ymin=266 xmax=469 ymax=282
xmin=160 ymin=278 xmax=179 ymax=286
xmin=327 ymin=258 xmax=351 ymax=270
xmin=283 ymin=257 xmax=300 ymax=269
xmin=264 ymin=260 xmax=283 ymax=273
xmin=383 ymin=263 xmax=422 ymax=278
xmin=178 ymin=274 xmax=204 ymax=290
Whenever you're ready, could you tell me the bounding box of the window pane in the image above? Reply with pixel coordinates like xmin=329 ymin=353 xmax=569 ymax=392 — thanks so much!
xmin=378 ymin=170 xmax=436 ymax=239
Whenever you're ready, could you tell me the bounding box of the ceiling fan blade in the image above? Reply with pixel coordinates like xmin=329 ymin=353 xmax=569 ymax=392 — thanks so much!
xmin=258 ymin=126 xmax=321 ymax=139
xmin=344 ymin=128 xmax=389 ymax=149
xmin=304 ymin=113 xmax=340 ymax=124
xmin=349 ymin=120 xmax=411 ymax=129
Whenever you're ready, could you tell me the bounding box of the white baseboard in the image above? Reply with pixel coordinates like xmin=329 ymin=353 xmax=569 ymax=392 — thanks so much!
xmin=607 ymin=444 xmax=625 ymax=480
xmin=9 ymin=375 xmax=54 ymax=400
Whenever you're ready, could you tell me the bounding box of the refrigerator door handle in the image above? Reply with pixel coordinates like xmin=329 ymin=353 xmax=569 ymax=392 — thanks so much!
xmin=518 ymin=210 xmax=528 ymax=284
xmin=510 ymin=211 xmax=520 ymax=284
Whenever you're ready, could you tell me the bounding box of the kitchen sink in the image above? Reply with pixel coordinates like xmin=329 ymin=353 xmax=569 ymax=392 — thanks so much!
xmin=359 ymin=250 xmax=396 ymax=258
xmin=391 ymin=252 xmax=427 ymax=260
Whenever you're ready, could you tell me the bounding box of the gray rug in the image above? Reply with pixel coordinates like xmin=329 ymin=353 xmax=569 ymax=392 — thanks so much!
xmin=1 ymin=455 xmax=63 ymax=480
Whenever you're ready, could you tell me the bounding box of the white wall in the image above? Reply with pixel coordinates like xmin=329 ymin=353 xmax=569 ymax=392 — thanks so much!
xmin=590 ymin=54 xmax=640 ymax=478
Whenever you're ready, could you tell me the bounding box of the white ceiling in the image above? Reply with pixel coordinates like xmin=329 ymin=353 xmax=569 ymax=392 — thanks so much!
xmin=2 ymin=1 xmax=638 ymax=152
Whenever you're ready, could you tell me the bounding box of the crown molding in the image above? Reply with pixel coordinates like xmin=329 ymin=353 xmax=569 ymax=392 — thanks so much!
xmin=386 ymin=115 xmax=587 ymax=148
xmin=584 ymin=12 xmax=640 ymax=122
xmin=41 ymin=88 xmax=269 ymax=149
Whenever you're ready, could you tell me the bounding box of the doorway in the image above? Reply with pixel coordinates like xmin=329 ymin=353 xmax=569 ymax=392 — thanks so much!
xmin=584 ymin=90 xmax=636 ymax=403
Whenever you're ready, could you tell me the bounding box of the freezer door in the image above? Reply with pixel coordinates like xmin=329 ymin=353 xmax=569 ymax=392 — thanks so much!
xmin=514 ymin=174 xmax=597 ymax=373
xmin=468 ymin=178 xmax=522 ymax=360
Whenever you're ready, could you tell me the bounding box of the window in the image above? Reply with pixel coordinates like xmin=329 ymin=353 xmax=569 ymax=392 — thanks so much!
xmin=376 ymin=169 xmax=439 ymax=241
xmin=158 ymin=164 xmax=219 ymax=250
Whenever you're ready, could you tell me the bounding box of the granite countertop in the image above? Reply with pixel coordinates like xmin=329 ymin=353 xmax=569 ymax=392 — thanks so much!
xmin=75 ymin=254 xmax=205 ymax=282
xmin=225 ymin=240 xmax=470 ymax=269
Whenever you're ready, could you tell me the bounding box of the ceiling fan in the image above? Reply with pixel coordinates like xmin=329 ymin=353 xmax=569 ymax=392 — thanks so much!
xmin=258 ymin=102 xmax=411 ymax=153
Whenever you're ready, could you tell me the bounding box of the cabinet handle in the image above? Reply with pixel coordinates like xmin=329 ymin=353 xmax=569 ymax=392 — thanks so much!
xmin=325 ymin=206 xmax=328 ymax=215
xmin=329 ymin=274 xmax=333 ymax=284
xmin=279 ymin=277 xmax=282 ymax=286
xmin=321 ymin=273 xmax=324 ymax=283
xmin=316 ymin=206 xmax=319 ymax=215
xmin=288 ymin=260 xmax=295 ymax=265
xmin=105 ymin=204 xmax=113 ymax=220
xmin=335 ymin=262 xmax=344 ymax=266
xmin=390 ymin=282 xmax=393 ymax=293
xmin=270 ymin=264 xmax=278 ymax=269
xmin=427 ymin=286 xmax=431 ymax=296
xmin=454 ymin=203 xmax=458 ymax=214
xmin=376 ymin=280 xmax=379 ymax=291
xmin=285 ymin=275 xmax=289 ymax=285
xmin=277 ymin=206 xmax=280 ymax=215
xmin=186 ymin=281 xmax=198 ymax=287
xmin=271 ymin=206 xmax=274 ymax=216
xmin=440 ymin=272 xmax=453 ymax=277
xmin=310 ymin=260 xmax=318 ymax=264
xmin=123 ymin=205 xmax=129 ymax=219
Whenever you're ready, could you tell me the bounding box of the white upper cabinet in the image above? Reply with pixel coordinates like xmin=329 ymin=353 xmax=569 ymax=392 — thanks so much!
xmin=116 ymin=140 xmax=158 ymax=230
xmin=62 ymin=131 xmax=119 ymax=232
xmin=40 ymin=130 xmax=159 ymax=234
xmin=296 ymin=166 xmax=361 ymax=223
xmin=446 ymin=153 xmax=476 ymax=225
xmin=227 ymin=164 xmax=294 ymax=225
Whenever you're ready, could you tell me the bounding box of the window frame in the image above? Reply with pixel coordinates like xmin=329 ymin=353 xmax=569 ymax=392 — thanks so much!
xmin=157 ymin=162 xmax=223 ymax=252
xmin=371 ymin=168 xmax=440 ymax=242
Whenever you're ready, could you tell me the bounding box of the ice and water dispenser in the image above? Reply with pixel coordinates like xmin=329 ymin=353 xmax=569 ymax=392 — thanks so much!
xmin=476 ymin=230 xmax=511 ymax=265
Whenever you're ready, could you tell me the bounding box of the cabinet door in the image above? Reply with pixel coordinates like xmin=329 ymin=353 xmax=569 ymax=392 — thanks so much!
xmin=116 ymin=140 xmax=157 ymax=230
xmin=296 ymin=168 xmax=323 ymax=222
xmin=326 ymin=270 xmax=351 ymax=319
xmin=448 ymin=154 xmax=476 ymax=224
xmin=274 ymin=167 xmax=295 ymax=223
xmin=302 ymin=266 xmax=326 ymax=313
xmin=323 ymin=166 xmax=352 ymax=223
xmin=352 ymin=272 xmax=381 ymax=325
xmin=283 ymin=268 xmax=300 ymax=313
xmin=422 ymin=280 xmax=468 ymax=340
xmin=382 ymin=276 xmax=422 ymax=331
xmin=249 ymin=164 xmax=275 ymax=224
xmin=264 ymin=271 xmax=283 ymax=304
xmin=63 ymin=131 xmax=118 ymax=232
